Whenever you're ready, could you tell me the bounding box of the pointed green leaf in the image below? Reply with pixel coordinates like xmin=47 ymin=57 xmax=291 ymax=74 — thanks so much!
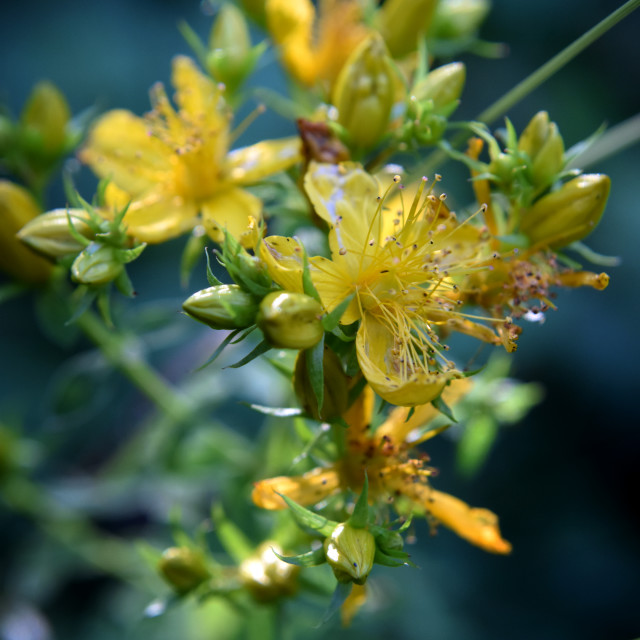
xmin=195 ymin=328 xmax=242 ymax=371
xmin=96 ymin=288 xmax=113 ymax=328
xmin=114 ymin=267 xmax=135 ymax=298
xmin=205 ymin=248 xmax=224 ymax=286
xmin=373 ymin=548 xmax=409 ymax=568
xmin=431 ymin=393 xmax=458 ymax=422
xmin=300 ymin=245 xmax=321 ymax=303
xmin=225 ymin=339 xmax=271 ymax=369
xmin=272 ymin=547 xmax=326 ymax=568
xmin=322 ymin=293 xmax=354 ymax=331
xmin=306 ymin=335 xmax=325 ymax=412
xmin=278 ymin=493 xmax=338 ymax=537
xmin=348 ymin=474 xmax=369 ymax=529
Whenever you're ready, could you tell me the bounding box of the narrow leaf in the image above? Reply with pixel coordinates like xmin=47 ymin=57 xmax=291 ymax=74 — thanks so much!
xmin=301 ymin=245 xmax=321 ymax=302
xmin=322 ymin=294 xmax=354 ymax=331
xmin=205 ymin=248 xmax=224 ymax=286
xmin=279 ymin=493 xmax=338 ymax=537
xmin=431 ymin=393 xmax=458 ymax=422
xmin=306 ymin=335 xmax=325 ymax=412
xmin=272 ymin=547 xmax=326 ymax=568
xmin=196 ymin=328 xmax=243 ymax=371
xmin=348 ymin=474 xmax=369 ymax=529
xmin=225 ymin=339 xmax=271 ymax=369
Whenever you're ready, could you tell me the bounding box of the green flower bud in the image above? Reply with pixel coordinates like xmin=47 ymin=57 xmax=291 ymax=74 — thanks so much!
xmin=429 ymin=0 xmax=490 ymax=41
xmin=182 ymin=284 xmax=259 ymax=329
xmin=324 ymin=522 xmax=376 ymax=585
xmin=18 ymin=208 xmax=93 ymax=259
xmin=71 ymin=242 xmax=123 ymax=285
xmin=207 ymin=3 xmax=260 ymax=93
xmin=158 ymin=547 xmax=210 ymax=594
xmin=518 ymin=111 xmax=565 ymax=189
xmin=332 ymin=33 xmax=395 ymax=151
xmin=520 ymin=174 xmax=611 ymax=248
xmin=376 ymin=0 xmax=437 ymax=58
xmin=293 ymin=345 xmax=348 ymax=421
xmin=20 ymin=81 xmax=70 ymax=153
xmin=239 ymin=542 xmax=299 ymax=603
xmin=257 ymin=291 xmax=324 ymax=349
xmin=412 ymin=62 xmax=466 ymax=111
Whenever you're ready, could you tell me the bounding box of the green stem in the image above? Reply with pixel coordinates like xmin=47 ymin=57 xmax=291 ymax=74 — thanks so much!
xmin=77 ymin=310 xmax=193 ymax=425
xmin=409 ymin=0 xmax=640 ymax=180
xmin=1 ymin=476 xmax=150 ymax=591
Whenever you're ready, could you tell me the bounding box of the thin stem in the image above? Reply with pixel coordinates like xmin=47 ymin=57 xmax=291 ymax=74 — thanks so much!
xmin=409 ymin=0 xmax=640 ymax=180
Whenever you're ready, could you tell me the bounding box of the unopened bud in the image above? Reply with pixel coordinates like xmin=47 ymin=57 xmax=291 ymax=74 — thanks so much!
xmin=429 ymin=0 xmax=490 ymax=41
xmin=518 ymin=111 xmax=565 ymax=189
xmin=324 ymin=522 xmax=375 ymax=585
xmin=332 ymin=33 xmax=395 ymax=150
xmin=239 ymin=542 xmax=299 ymax=603
xmin=18 ymin=208 xmax=93 ymax=259
xmin=20 ymin=81 xmax=70 ymax=153
xmin=257 ymin=291 xmax=324 ymax=349
xmin=376 ymin=0 xmax=437 ymax=58
xmin=521 ymin=174 xmax=610 ymax=248
xmin=71 ymin=242 xmax=123 ymax=284
xmin=293 ymin=345 xmax=348 ymax=420
xmin=412 ymin=62 xmax=466 ymax=110
xmin=0 ymin=180 xmax=52 ymax=284
xmin=158 ymin=547 xmax=210 ymax=594
xmin=182 ymin=284 xmax=259 ymax=329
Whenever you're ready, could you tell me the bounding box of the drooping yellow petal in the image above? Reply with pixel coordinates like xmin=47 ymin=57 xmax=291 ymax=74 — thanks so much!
xmin=227 ymin=137 xmax=302 ymax=185
xmin=309 ymin=255 xmax=359 ymax=322
xmin=252 ymin=467 xmax=341 ymax=509
xmin=414 ymin=485 xmax=512 ymax=554
xmin=201 ymin=187 xmax=262 ymax=247
xmin=341 ymin=583 xmax=367 ymax=627
xmin=375 ymin=377 xmax=472 ymax=444
xmin=356 ymin=311 xmax=458 ymax=407
xmin=304 ymin=162 xmax=382 ymax=273
xmin=120 ymin=192 xmax=199 ymax=243
xmin=80 ymin=110 xmax=172 ymax=196
xmin=343 ymin=384 xmax=376 ymax=449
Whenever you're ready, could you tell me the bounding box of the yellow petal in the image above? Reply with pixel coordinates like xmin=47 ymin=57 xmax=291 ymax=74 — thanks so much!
xmin=227 ymin=137 xmax=302 ymax=185
xmin=309 ymin=255 xmax=360 ymax=323
xmin=201 ymin=187 xmax=262 ymax=247
xmin=356 ymin=312 xmax=457 ymax=407
xmin=343 ymin=384 xmax=375 ymax=449
xmin=251 ymin=467 xmax=341 ymax=510
xmin=171 ymin=55 xmax=228 ymax=133
xmin=416 ymin=486 xmax=512 ymax=554
xmin=341 ymin=583 xmax=367 ymax=627
xmin=80 ymin=109 xmax=172 ymax=196
xmin=120 ymin=192 xmax=199 ymax=243
xmin=260 ymin=235 xmax=305 ymax=292
xmin=375 ymin=377 xmax=472 ymax=444
xmin=304 ymin=162 xmax=382 ymax=272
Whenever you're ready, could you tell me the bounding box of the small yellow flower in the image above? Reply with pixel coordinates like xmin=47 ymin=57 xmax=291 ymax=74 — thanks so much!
xmin=261 ymin=163 xmax=510 ymax=405
xmin=253 ymin=382 xmax=512 ymax=554
xmin=81 ymin=56 xmax=300 ymax=246
xmin=266 ymin=0 xmax=370 ymax=91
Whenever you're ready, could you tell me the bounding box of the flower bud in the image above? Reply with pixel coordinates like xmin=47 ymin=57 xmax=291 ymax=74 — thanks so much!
xmin=257 ymin=291 xmax=324 ymax=349
xmin=520 ymin=174 xmax=611 ymax=248
xmin=429 ymin=0 xmax=490 ymax=41
xmin=324 ymin=522 xmax=375 ymax=585
xmin=412 ymin=62 xmax=466 ymax=111
xmin=293 ymin=345 xmax=348 ymax=421
xmin=20 ymin=81 xmax=70 ymax=153
xmin=239 ymin=542 xmax=299 ymax=603
xmin=207 ymin=3 xmax=260 ymax=93
xmin=18 ymin=208 xmax=93 ymax=259
xmin=0 ymin=180 xmax=52 ymax=284
xmin=71 ymin=242 xmax=123 ymax=284
xmin=518 ymin=111 xmax=565 ymax=189
xmin=158 ymin=547 xmax=210 ymax=594
xmin=332 ymin=33 xmax=395 ymax=150
xmin=376 ymin=0 xmax=437 ymax=58
xmin=182 ymin=284 xmax=259 ymax=329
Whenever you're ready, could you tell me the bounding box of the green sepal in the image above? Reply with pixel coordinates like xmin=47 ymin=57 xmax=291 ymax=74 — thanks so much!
xmin=322 ymin=293 xmax=354 ymax=331
xmin=178 ymin=20 xmax=209 ymax=69
xmin=373 ymin=548 xmax=410 ymax=568
xmin=114 ymin=243 xmax=146 ymax=264
xmin=347 ymin=474 xmax=369 ymax=530
xmin=272 ymin=546 xmax=326 ymax=568
xmin=195 ymin=327 xmax=243 ymax=371
xmin=278 ymin=493 xmax=338 ymax=537
xmin=317 ymin=582 xmax=353 ymax=627
xmin=305 ymin=335 xmax=325 ymax=412
xmin=65 ymin=209 xmax=91 ymax=248
xmin=431 ymin=393 xmax=457 ymax=422
xmin=114 ymin=268 xmax=135 ymax=298
xmin=225 ymin=338 xmax=271 ymax=369
xmin=205 ymin=248 xmax=224 ymax=286
xmin=96 ymin=288 xmax=113 ymax=328
xmin=65 ymin=286 xmax=97 ymax=325
xmin=301 ymin=245 xmax=321 ymax=303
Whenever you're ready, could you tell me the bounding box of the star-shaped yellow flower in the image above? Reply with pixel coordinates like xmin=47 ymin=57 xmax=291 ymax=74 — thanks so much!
xmin=261 ymin=163 xmax=511 ymax=406
xmin=253 ymin=381 xmax=511 ymax=555
xmin=81 ymin=56 xmax=301 ymax=245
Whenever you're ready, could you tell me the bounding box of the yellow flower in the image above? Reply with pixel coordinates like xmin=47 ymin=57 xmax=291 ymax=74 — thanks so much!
xmin=81 ymin=56 xmax=300 ymax=245
xmin=266 ymin=0 xmax=369 ymax=91
xmin=253 ymin=382 xmax=512 ymax=555
xmin=261 ymin=163 xmax=511 ymax=405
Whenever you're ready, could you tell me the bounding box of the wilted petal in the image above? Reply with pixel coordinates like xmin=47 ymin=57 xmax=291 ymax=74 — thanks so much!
xmin=260 ymin=235 xmax=305 ymax=292
xmin=252 ymin=467 xmax=341 ymax=509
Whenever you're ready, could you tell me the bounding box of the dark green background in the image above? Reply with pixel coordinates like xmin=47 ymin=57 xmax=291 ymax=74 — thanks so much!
xmin=1 ymin=1 xmax=639 ymax=639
